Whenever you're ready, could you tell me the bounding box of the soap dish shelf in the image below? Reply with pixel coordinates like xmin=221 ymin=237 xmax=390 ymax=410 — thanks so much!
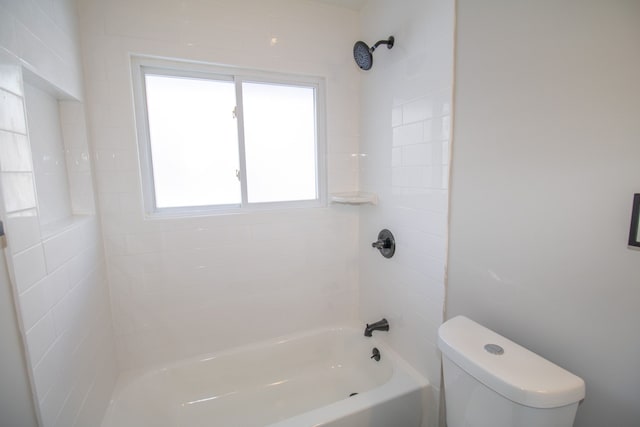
xmin=330 ymin=192 xmax=378 ymax=205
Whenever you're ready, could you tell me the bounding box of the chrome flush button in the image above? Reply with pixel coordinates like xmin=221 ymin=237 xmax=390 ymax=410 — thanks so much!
xmin=484 ymin=344 xmax=504 ymax=355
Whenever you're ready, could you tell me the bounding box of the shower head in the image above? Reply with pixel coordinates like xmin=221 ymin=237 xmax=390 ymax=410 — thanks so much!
xmin=353 ymin=36 xmax=395 ymax=71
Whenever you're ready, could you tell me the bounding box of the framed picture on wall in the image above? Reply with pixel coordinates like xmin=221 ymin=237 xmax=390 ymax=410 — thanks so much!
xmin=629 ymin=194 xmax=640 ymax=247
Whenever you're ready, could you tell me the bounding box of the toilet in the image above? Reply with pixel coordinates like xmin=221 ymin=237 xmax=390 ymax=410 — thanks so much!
xmin=438 ymin=316 xmax=585 ymax=427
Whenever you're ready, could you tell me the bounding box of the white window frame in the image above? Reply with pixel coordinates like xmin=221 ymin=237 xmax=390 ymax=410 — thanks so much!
xmin=131 ymin=55 xmax=327 ymax=217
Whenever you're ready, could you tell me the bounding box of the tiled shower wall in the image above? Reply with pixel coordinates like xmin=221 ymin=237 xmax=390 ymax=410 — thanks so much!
xmin=0 ymin=0 xmax=117 ymax=425
xmin=358 ymin=0 xmax=454 ymax=425
xmin=77 ymin=0 xmax=362 ymax=370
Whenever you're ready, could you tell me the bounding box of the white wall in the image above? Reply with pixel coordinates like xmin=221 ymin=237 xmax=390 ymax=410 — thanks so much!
xmin=448 ymin=1 xmax=640 ymax=426
xmin=77 ymin=0 xmax=362 ymax=370
xmin=358 ymin=0 xmax=454 ymax=425
xmin=0 ymin=1 xmax=118 ymax=426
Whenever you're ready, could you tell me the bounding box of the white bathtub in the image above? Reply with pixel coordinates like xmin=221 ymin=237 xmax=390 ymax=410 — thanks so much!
xmin=101 ymin=326 xmax=429 ymax=427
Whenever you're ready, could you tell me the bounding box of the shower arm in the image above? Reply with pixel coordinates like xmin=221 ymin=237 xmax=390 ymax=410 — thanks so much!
xmin=370 ymin=37 xmax=395 ymax=52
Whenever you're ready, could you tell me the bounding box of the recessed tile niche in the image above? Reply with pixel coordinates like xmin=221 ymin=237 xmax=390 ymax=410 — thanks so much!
xmin=23 ymin=71 xmax=95 ymax=234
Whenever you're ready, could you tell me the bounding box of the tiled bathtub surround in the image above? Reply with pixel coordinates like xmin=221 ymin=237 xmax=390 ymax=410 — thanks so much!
xmin=0 ymin=0 xmax=118 ymax=425
xmin=16 ymin=217 xmax=116 ymax=427
xmin=77 ymin=0 xmax=362 ymax=370
xmin=358 ymin=0 xmax=454 ymax=425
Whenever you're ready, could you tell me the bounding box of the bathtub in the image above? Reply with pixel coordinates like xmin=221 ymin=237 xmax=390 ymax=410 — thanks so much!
xmin=101 ymin=326 xmax=429 ymax=427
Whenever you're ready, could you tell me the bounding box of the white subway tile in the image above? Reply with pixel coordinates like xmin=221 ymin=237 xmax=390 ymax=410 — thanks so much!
xmin=0 ymin=129 xmax=32 ymax=171
xmin=95 ymin=170 xmax=138 ymax=193
xmin=392 ymin=106 xmax=402 ymax=127
xmin=402 ymin=143 xmax=432 ymax=166
xmin=0 ymin=50 xmax=21 ymax=95
xmin=391 ymin=147 xmax=401 ymax=167
xmin=441 ymin=115 xmax=451 ymax=140
xmin=65 ymin=149 xmax=91 ymax=173
xmin=93 ymin=149 xmax=117 ymax=171
xmin=60 ymin=120 xmax=89 ymax=150
xmin=392 ymin=122 xmax=423 ymax=147
xmin=51 ymin=0 xmax=78 ymax=39
xmin=90 ymin=125 xmax=132 ymax=149
xmin=32 ymin=332 xmax=67 ymax=401
xmin=0 ymin=171 xmax=37 ymax=212
xmin=5 ymin=209 xmax=41 ymax=253
xmin=67 ymin=245 xmax=101 ymax=287
xmin=442 ymin=140 xmax=450 ymax=165
xmin=0 ymin=88 xmax=26 ymax=133
xmin=125 ymin=232 xmax=164 ymax=254
xmin=12 ymin=243 xmax=47 ymax=293
xmin=59 ymin=100 xmax=84 ymax=126
xmin=42 ymin=227 xmax=77 ymax=273
xmin=68 ymin=171 xmax=97 ymax=214
xmin=45 ymin=265 xmax=71 ymax=307
xmin=18 ymin=276 xmax=52 ymax=331
xmin=118 ymin=191 xmax=142 ymax=214
xmin=72 ymin=358 xmax=117 ymax=427
xmin=115 ymin=149 xmax=138 ymax=171
xmin=54 ymin=372 xmax=92 ymax=427
xmin=26 ymin=312 xmax=57 ymax=367
xmin=38 ymin=377 xmax=71 ymax=427
xmin=51 ymin=293 xmax=74 ymax=337
xmin=423 ymin=119 xmax=433 ymax=142
xmin=391 ymin=166 xmax=410 ymax=188
xmin=402 ymin=97 xmax=432 ymax=123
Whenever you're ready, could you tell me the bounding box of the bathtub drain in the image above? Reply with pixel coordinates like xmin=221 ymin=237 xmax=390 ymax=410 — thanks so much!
xmin=349 ymin=392 xmax=358 ymax=397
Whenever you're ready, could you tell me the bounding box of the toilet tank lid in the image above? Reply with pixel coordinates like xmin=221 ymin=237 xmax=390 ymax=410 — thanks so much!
xmin=438 ymin=316 xmax=585 ymax=409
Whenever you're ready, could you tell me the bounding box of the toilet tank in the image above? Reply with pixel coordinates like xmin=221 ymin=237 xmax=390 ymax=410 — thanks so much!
xmin=438 ymin=316 xmax=585 ymax=427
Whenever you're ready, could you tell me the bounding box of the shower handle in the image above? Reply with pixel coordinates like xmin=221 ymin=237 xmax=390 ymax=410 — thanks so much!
xmin=371 ymin=229 xmax=395 ymax=258
xmin=371 ymin=238 xmax=391 ymax=249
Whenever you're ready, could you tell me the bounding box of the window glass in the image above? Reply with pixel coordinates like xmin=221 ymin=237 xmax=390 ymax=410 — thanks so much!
xmin=242 ymin=82 xmax=317 ymax=203
xmin=145 ymin=74 xmax=240 ymax=208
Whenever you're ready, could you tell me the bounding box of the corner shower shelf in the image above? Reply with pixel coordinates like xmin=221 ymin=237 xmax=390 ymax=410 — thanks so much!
xmin=330 ymin=191 xmax=378 ymax=205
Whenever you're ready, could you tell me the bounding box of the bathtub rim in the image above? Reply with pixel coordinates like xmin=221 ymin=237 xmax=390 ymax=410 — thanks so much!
xmin=102 ymin=323 xmax=429 ymax=426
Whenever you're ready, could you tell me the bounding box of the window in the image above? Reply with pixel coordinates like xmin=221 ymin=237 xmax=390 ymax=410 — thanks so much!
xmin=131 ymin=57 xmax=326 ymax=216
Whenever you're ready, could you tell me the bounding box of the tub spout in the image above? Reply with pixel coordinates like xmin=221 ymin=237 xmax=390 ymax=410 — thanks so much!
xmin=364 ymin=318 xmax=389 ymax=337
